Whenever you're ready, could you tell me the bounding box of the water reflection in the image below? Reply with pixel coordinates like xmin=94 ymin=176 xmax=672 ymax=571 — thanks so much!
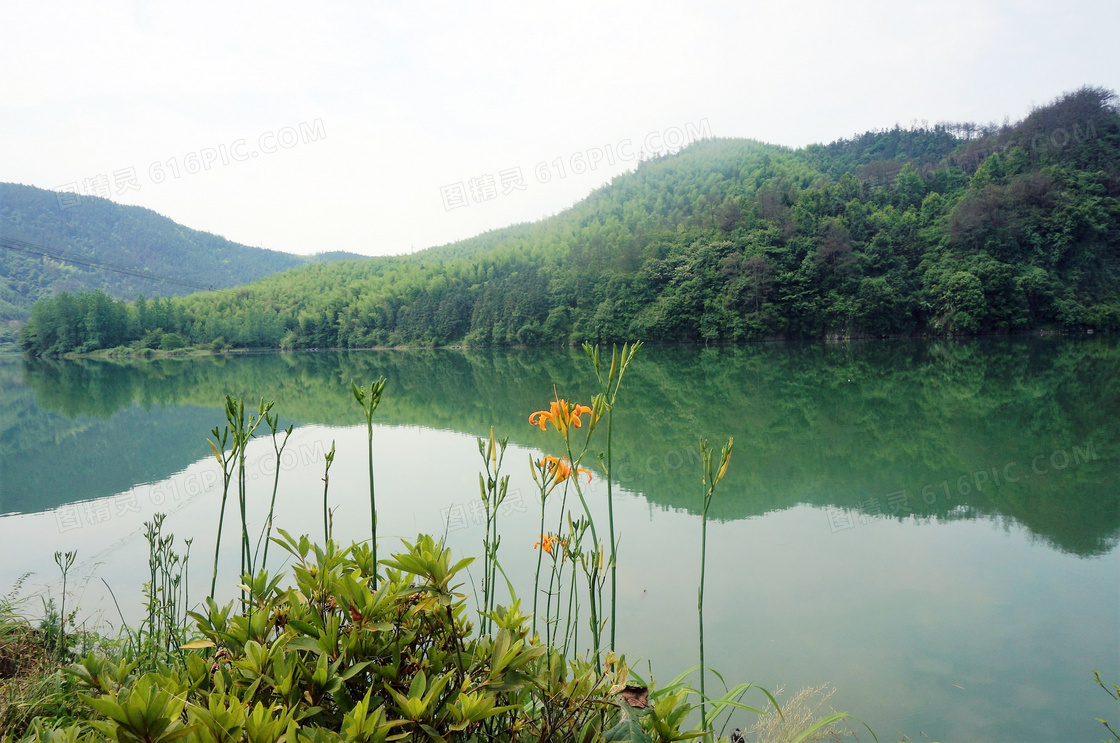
xmin=2 ymin=337 xmax=1118 ymax=555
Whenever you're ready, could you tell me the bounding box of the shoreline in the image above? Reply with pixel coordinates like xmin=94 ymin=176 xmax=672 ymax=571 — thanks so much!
xmin=12 ymin=325 xmax=1106 ymax=360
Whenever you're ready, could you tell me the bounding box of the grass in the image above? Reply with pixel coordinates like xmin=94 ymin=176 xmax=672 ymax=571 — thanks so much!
xmin=0 ymin=584 xmax=89 ymax=737
xmin=746 ymin=685 xmax=848 ymax=743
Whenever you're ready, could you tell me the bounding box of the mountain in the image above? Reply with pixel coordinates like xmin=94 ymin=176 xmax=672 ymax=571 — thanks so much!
xmin=17 ymin=86 xmax=1120 ymax=355
xmin=0 ymin=183 xmax=366 ymax=346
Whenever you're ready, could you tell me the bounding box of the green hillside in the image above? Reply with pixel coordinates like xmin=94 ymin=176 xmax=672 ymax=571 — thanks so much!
xmin=0 ymin=183 xmax=365 ymax=346
xmin=18 ymin=87 xmax=1120 ymax=355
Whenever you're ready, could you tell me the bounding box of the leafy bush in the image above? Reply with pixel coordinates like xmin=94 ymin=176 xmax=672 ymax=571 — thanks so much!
xmin=158 ymin=333 xmax=185 ymax=351
xmin=10 ymin=533 xmax=710 ymax=743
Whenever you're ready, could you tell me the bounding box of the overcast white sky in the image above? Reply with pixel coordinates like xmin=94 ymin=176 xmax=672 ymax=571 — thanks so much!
xmin=2 ymin=1 xmax=1117 ymax=257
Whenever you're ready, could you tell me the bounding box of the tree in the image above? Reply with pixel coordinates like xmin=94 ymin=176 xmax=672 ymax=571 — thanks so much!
xmin=893 ymin=163 xmax=926 ymax=210
xmin=935 ymin=271 xmax=987 ymax=333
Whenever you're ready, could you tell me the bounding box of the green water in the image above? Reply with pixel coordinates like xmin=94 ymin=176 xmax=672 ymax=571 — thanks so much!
xmin=1 ymin=337 xmax=1117 ymax=742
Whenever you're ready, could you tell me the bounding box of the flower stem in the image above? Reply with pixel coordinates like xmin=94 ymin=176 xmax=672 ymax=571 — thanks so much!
xmin=606 ymin=410 xmax=616 ymax=649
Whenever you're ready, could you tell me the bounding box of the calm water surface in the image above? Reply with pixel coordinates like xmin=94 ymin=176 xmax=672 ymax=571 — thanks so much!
xmin=0 ymin=338 xmax=1117 ymax=742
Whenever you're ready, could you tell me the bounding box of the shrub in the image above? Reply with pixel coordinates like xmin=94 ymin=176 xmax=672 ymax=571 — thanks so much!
xmin=158 ymin=333 xmax=185 ymax=351
xmin=15 ymin=533 xmax=704 ymax=743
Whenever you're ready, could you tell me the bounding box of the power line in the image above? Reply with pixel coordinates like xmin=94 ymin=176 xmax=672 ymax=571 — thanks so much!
xmin=0 ymin=235 xmax=214 ymax=293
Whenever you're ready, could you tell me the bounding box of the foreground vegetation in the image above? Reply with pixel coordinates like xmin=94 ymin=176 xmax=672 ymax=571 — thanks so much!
xmin=0 ymin=533 xmax=859 ymax=743
xmin=17 ymin=87 xmax=1120 ymax=357
xmin=0 ymin=344 xmax=865 ymax=742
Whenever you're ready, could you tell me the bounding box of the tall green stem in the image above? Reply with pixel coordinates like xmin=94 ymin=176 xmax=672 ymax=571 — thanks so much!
xmin=697 ymin=436 xmax=733 ymax=742
xmin=564 ymin=438 xmax=602 ymax=663
xmin=565 ymin=441 xmax=600 ymax=568
xmin=545 ymin=482 xmax=570 ymax=649
xmin=532 ymin=480 xmax=547 ymax=636
xmin=53 ymin=550 xmax=74 ymax=660
xmin=210 ymin=469 xmax=231 ymax=599
xmin=182 ymin=539 xmax=192 ymax=640
xmin=698 ymin=500 xmax=710 ymax=737
xmin=367 ymin=424 xmax=376 ymax=578
xmin=544 ymin=551 xmax=557 ymax=648
xmin=606 ymin=411 xmax=616 ymax=649
xmin=563 ymin=553 xmax=578 ymax=656
xmin=323 ymin=441 xmax=336 ymax=544
xmin=207 ymin=424 xmax=236 ymax=600
xmin=583 ymin=340 xmax=641 ymax=652
xmin=352 ymin=378 xmax=385 ymax=588
xmin=475 ymin=428 xmax=508 ymax=634
xmin=238 ymin=451 xmax=249 ymax=580
xmin=256 ymin=418 xmax=292 ymax=572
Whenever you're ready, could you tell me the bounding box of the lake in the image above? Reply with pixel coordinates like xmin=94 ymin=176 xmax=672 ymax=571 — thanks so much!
xmin=0 ymin=337 xmax=1117 ymax=742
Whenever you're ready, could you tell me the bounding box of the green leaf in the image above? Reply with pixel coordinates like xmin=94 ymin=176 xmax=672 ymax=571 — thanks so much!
xmin=287 ymin=637 xmax=323 ymax=654
xmin=604 ymin=716 xmax=653 ymax=743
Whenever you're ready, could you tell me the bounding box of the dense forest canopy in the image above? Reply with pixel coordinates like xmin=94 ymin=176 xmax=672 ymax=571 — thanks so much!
xmin=18 ymin=87 xmax=1120 ymax=356
xmin=0 ymin=183 xmax=362 ymax=347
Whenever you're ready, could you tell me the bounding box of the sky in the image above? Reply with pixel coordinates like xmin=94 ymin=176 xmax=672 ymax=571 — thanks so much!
xmin=1 ymin=0 xmax=1118 ymax=258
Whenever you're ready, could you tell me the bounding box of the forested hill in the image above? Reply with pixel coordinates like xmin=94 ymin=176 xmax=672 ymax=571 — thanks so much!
xmin=0 ymin=183 xmax=363 ymax=346
xmin=19 ymin=87 xmax=1120 ymax=355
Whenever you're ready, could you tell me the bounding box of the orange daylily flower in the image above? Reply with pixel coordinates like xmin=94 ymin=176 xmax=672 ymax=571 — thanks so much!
xmin=533 ymin=534 xmax=566 ymax=556
xmin=529 ymin=399 xmax=595 ymax=437
xmin=540 ymin=455 xmax=592 ymax=485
